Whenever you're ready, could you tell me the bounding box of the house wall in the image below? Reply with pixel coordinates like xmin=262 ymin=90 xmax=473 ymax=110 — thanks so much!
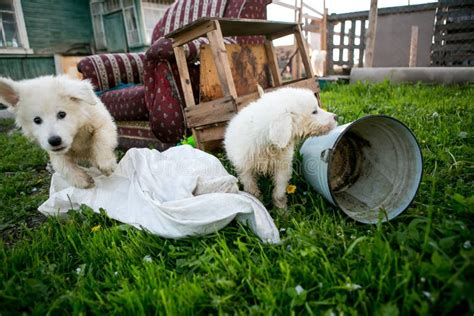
xmin=0 ymin=56 xmax=55 ymax=80
xmin=22 ymin=0 xmax=93 ymax=54
xmin=0 ymin=0 xmax=92 ymax=79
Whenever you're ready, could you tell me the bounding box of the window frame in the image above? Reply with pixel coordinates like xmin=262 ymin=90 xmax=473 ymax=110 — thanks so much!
xmin=0 ymin=0 xmax=32 ymax=54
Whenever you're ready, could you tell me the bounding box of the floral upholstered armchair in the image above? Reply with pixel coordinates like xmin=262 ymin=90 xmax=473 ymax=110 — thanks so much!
xmin=77 ymin=0 xmax=271 ymax=150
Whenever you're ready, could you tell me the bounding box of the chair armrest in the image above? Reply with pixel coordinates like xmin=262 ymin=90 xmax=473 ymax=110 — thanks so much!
xmin=145 ymin=38 xmax=200 ymax=63
xmin=77 ymin=53 xmax=145 ymax=91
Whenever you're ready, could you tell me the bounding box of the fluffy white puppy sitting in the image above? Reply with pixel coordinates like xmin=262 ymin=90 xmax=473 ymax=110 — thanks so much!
xmin=224 ymin=87 xmax=337 ymax=209
xmin=0 ymin=75 xmax=118 ymax=189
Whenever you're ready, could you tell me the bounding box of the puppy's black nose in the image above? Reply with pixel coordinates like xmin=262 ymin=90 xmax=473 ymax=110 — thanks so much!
xmin=333 ymin=115 xmax=338 ymax=122
xmin=48 ymin=136 xmax=62 ymax=147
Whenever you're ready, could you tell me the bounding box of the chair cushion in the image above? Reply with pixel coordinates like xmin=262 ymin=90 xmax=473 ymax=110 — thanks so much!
xmin=100 ymin=85 xmax=149 ymax=121
xmin=78 ymin=53 xmax=145 ymax=91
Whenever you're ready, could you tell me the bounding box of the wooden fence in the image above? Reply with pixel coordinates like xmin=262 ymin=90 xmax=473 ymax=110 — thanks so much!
xmin=431 ymin=0 xmax=474 ymax=66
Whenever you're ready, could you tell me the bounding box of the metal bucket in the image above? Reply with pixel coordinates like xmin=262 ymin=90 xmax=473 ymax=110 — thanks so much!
xmin=300 ymin=115 xmax=423 ymax=223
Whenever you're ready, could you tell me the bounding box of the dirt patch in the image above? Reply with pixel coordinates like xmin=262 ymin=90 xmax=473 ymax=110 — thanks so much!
xmin=1 ymin=214 xmax=47 ymax=247
xmin=329 ymin=132 xmax=370 ymax=192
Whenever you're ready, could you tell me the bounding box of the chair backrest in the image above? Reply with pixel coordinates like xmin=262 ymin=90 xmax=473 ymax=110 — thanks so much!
xmin=151 ymin=0 xmax=271 ymax=44
xmin=151 ymin=0 xmax=229 ymax=43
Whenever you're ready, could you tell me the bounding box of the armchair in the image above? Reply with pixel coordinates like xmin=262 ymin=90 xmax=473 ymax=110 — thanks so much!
xmin=78 ymin=0 xmax=271 ymax=150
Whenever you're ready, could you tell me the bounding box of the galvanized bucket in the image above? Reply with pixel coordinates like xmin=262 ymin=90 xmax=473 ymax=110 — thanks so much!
xmin=300 ymin=115 xmax=423 ymax=223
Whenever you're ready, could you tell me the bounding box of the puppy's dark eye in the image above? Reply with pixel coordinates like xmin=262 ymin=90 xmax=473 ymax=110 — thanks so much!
xmin=33 ymin=117 xmax=42 ymax=124
xmin=312 ymin=109 xmax=318 ymax=114
xmin=57 ymin=111 xmax=67 ymax=119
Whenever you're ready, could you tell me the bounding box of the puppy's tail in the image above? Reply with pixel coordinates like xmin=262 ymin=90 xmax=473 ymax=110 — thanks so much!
xmin=257 ymin=84 xmax=265 ymax=97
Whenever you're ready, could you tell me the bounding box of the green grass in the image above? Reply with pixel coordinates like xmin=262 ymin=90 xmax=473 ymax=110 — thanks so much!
xmin=1 ymin=82 xmax=473 ymax=315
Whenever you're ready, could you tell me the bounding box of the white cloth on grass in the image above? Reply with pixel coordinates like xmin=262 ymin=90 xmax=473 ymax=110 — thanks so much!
xmin=38 ymin=146 xmax=280 ymax=244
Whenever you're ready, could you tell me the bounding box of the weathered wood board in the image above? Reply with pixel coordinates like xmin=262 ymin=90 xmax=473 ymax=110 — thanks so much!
xmin=199 ymin=44 xmax=272 ymax=102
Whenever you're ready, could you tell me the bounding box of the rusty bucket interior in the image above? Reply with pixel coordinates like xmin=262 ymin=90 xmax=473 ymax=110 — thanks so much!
xmin=327 ymin=116 xmax=423 ymax=223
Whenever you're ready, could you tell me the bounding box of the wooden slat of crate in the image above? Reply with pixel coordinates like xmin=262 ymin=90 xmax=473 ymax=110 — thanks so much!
xmin=185 ymin=96 xmax=235 ymax=128
xmin=199 ymin=44 xmax=271 ymax=102
xmin=166 ymin=18 xmax=297 ymax=39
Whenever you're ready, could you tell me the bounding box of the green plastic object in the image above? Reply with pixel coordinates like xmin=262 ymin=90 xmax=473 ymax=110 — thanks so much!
xmin=179 ymin=135 xmax=196 ymax=148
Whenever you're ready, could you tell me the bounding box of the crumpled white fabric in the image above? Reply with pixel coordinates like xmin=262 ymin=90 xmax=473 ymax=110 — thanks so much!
xmin=38 ymin=146 xmax=280 ymax=244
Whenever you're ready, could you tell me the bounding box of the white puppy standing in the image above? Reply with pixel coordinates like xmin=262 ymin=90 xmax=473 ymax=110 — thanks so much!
xmin=0 ymin=75 xmax=118 ymax=189
xmin=224 ymin=87 xmax=337 ymax=209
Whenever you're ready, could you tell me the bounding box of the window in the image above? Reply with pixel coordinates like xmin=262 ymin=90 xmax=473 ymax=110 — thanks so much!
xmin=91 ymin=0 xmax=149 ymax=51
xmin=0 ymin=0 xmax=30 ymax=53
xmin=142 ymin=2 xmax=168 ymax=44
xmin=123 ymin=3 xmax=140 ymax=46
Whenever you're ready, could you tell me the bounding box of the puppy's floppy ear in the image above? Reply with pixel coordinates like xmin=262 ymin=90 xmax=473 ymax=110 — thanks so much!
xmin=0 ymin=77 xmax=20 ymax=110
xmin=269 ymin=112 xmax=293 ymax=148
xmin=61 ymin=78 xmax=97 ymax=105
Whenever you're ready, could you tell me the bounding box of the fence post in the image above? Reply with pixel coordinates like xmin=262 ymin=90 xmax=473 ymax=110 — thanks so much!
xmin=364 ymin=0 xmax=378 ymax=67
xmin=409 ymin=25 xmax=419 ymax=67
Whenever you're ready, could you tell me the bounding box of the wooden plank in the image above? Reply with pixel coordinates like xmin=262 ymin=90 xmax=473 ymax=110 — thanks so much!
xmin=409 ymin=26 xmax=418 ymax=67
xmin=191 ymin=128 xmax=203 ymax=149
xmin=321 ymin=8 xmax=328 ymax=76
xmin=321 ymin=8 xmax=328 ymax=51
xmin=436 ymin=9 xmax=474 ymax=19
xmin=431 ymin=52 xmax=474 ymax=64
xmin=272 ymin=0 xmax=298 ymax=11
xmin=348 ymin=19 xmax=356 ymax=67
xmin=199 ymin=44 xmax=271 ymax=101
xmin=264 ymin=39 xmax=282 ymax=87
xmin=326 ymin=21 xmax=334 ymax=74
xmin=434 ymin=32 xmax=474 ymax=41
xmin=282 ymin=77 xmax=319 ymax=93
xmin=171 ymin=20 xmax=215 ymax=47
xmin=294 ymin=25 xmax=315 ymax=78
xmin=434 ymin=20 xmax=474 ymax=31
xmin=166 ymin=17 xmax=298 ymax=39
xmin=267 ymin=27 xmax=298 ymax=40
xmin=206 ymin=21 xmax=238 ymax=99
xmin=185 ymin=97 xmax=236 ymax=128
xmin=432 ymin=43 xmax=474 ymax=52
xmin=338 ymin=20 xmax=345 ymax=63
xmin=364 ymin=0 xmax=378 ymax=67
xmin=173 ymin=46 xmax=195 ymax=107
xmin=195 ymin=124 xmax=227 ymax=143
xmin=359 ymin=18 xmax=367 ymax=67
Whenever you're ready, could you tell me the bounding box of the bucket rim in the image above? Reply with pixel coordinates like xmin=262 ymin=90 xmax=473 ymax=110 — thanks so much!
xmin=326 ymin=114 xmax=424 ymax=223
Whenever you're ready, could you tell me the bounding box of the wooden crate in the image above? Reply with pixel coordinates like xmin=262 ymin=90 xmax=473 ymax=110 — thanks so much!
xmin=166 ymin=18 xmax=319 ymax=151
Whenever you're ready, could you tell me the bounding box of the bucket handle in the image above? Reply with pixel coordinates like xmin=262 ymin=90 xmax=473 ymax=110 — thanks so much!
xmin=320 ymin=148 xmax=333 ymax=163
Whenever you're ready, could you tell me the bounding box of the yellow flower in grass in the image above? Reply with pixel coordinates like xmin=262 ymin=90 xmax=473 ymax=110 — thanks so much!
xmin=286 ymin=184 xmax=297 ymax=194
xmin=91 ymin=224 xmax=101 ymax=232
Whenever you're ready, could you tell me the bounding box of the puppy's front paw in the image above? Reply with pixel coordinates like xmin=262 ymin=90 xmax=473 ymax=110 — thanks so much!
xmin=71 ymin=173 xmax=95 ymax=189
xmin=273 ymin=194 xmax=288 ymax=210
xmin=97 ymin=159 xmax=117 ymax=176
xmin=247 ymin=188 xmax=262 ymax=200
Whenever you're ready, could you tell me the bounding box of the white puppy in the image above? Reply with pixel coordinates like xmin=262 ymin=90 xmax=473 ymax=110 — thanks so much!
xmin=0 ymin=75 xmax=118 ymax=189
xmin=224 ymin=87 xmax=337 ymax=209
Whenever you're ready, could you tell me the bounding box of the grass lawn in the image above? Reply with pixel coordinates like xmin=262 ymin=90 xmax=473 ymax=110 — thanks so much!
xmin=0 ymin=82 xmax=473 ymax=315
